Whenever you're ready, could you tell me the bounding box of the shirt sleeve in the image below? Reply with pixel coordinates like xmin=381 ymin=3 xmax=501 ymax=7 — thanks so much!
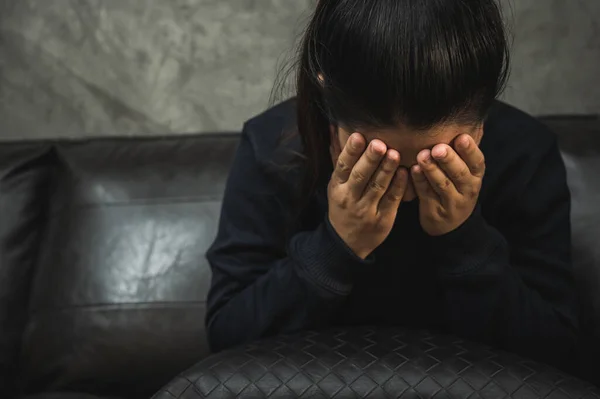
xmin=204 ymin=125 xmax=367 ymax=352
xmin=429 ymin=137 xmax=579 ymax=369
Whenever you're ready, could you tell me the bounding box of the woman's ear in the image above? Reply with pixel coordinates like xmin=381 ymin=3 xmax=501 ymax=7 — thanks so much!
xmin=472 ymin=124 xmax=484 ymax=145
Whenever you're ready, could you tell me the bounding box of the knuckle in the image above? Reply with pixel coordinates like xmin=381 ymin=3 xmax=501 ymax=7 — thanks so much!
xmin=353 ymin=205 xmax=369 ymax=218
xmin=336 ymin=159 xmax=351 ymax=173
xmin=368 ymin=179 xmax=386 ymax=193
xmin=467 ymin=186 xmax=480 ymax=199
xmin=327 ymin=181 xmax=334 ymax=193
xmin=452 ymin=167 xmax=470 ymax=180
xmin=386 ymin=192 xmax=402 ymax=202
xmin=327 ymin=181 xmax=337 ymax=195
xmin=435 ymin=178 xmax=452 ymax=191
xmin=457 ymin=200 xmax=470 ymax=211
xmin=373 ymin=218 xmax=386 ymax=230
xmin=474 ymin=155 xmax=486 ymax=170
xmin=351 ymin=169 xmax=366 ymax=183
xmin=328 ymin=189 xmax=346 ymax=206
xmin=435 ymin=203 xmax=450 ymax=218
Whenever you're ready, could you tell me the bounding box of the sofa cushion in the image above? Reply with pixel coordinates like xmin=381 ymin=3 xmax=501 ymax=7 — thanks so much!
xmin=22 ymin=393 xmax=122 ymax=399
xmin=153 ymin=327 xmax=600 ymax=399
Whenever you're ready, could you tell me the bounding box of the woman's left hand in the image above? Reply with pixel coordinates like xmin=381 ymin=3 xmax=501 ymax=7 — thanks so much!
xmin=411 ymin=134 xmax=486 ymax=236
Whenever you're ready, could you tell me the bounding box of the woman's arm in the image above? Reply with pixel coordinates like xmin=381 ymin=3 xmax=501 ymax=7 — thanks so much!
xmin=205 ymin=127 xmax=365 ymax=352
xmin=430 ymin=138 xmax=578 ymax=368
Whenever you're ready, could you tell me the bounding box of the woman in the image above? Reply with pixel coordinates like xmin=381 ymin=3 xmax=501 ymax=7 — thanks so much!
xmin=205 ymin=0 xmax=578 ymax=368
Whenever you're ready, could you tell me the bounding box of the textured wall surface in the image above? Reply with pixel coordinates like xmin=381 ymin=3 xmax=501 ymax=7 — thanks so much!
xmin=0 ymin=0 xmax=598 ymax=140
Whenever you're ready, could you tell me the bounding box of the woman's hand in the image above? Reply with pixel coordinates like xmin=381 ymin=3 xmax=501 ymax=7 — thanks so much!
xmin=328 ymin=133 xmax=409 ymax=259
xmin=411 ymin=134 xmax=485 ymax=236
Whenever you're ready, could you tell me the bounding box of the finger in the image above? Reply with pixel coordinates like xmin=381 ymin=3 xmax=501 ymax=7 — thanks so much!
xmin=454 ymin=134 xmax=486 ymax=178
xmin=417 ymin=149 xmax=459 ymax=200
xmin=347 ymin=139 xmax=387 ymax=198
xmin=411 ymin=164 xmax=438 ymax=202
xmin=331 ymin=133 xmax=366 ymax=184
xmin=362 ymin=149 xmax=401 ymax=204
xmin=378 ymin=167 xmax=408 ymax=216
xmin=430 ymin=144 xmax=474 ymax=194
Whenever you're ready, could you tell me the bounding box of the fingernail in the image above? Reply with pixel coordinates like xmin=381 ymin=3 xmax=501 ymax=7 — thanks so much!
xmin=432 ymin=146 xmax=447 ymax=159
xmin=387 ymin=150 xmax=400 ymax=162
xmin=371 ymin=141 xmax=385 ymax=154
xmin=419 ymin=150 xmax=432 ymax=164
xmin=459 ymin=136 xmax=470 ymax=149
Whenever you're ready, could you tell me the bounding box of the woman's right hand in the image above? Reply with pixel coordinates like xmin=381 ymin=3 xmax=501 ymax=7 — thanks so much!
xmin=328 ymin=133 xmax=409 ymax=259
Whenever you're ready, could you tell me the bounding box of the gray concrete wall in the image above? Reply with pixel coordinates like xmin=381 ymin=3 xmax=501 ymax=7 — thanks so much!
xmin=0 ymin=0 xmax=598 ymax=140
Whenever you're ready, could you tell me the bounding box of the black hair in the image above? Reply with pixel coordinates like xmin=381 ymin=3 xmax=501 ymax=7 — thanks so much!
xmin=279 ymin=0 xmax=510 ymax=214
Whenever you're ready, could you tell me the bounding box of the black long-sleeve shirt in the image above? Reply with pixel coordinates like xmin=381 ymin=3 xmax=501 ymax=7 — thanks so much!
xmin=205 ymin=99 xmax=579 ymax=368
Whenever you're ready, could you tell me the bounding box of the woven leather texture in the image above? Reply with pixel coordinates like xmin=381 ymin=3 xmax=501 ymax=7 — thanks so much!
xmin=22 ymin=394 xmax=122 ymax=399
xmin=152 ymin=327 xmax=600 ymax=398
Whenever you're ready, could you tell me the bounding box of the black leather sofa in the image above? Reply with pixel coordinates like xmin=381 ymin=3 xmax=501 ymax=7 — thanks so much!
xmin=0 ymin=114 xmax=599 ymax=399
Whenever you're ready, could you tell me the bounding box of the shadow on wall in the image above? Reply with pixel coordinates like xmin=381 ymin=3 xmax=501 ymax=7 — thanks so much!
xmin=0 ymin=0 xmax=598 ymax=140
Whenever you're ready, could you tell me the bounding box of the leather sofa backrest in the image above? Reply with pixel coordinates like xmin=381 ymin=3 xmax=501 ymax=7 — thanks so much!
xmin=0 ymin=135 xmax=240 ymax=398
xmin=0 ymin=116 xmax=598 ymax=397
xmin=0 ymin=143 xmax=54 ymax=397
xmin=543 ymin=116 xmax=600 ymax=382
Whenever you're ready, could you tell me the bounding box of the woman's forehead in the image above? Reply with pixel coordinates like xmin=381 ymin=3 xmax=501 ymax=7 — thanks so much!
xmin=339 ymin=123 xmax=477 ymax=151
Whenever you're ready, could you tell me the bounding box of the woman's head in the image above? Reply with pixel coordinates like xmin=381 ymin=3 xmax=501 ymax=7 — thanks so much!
xmin=294 ymin=0 xmax=510 ymax=200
